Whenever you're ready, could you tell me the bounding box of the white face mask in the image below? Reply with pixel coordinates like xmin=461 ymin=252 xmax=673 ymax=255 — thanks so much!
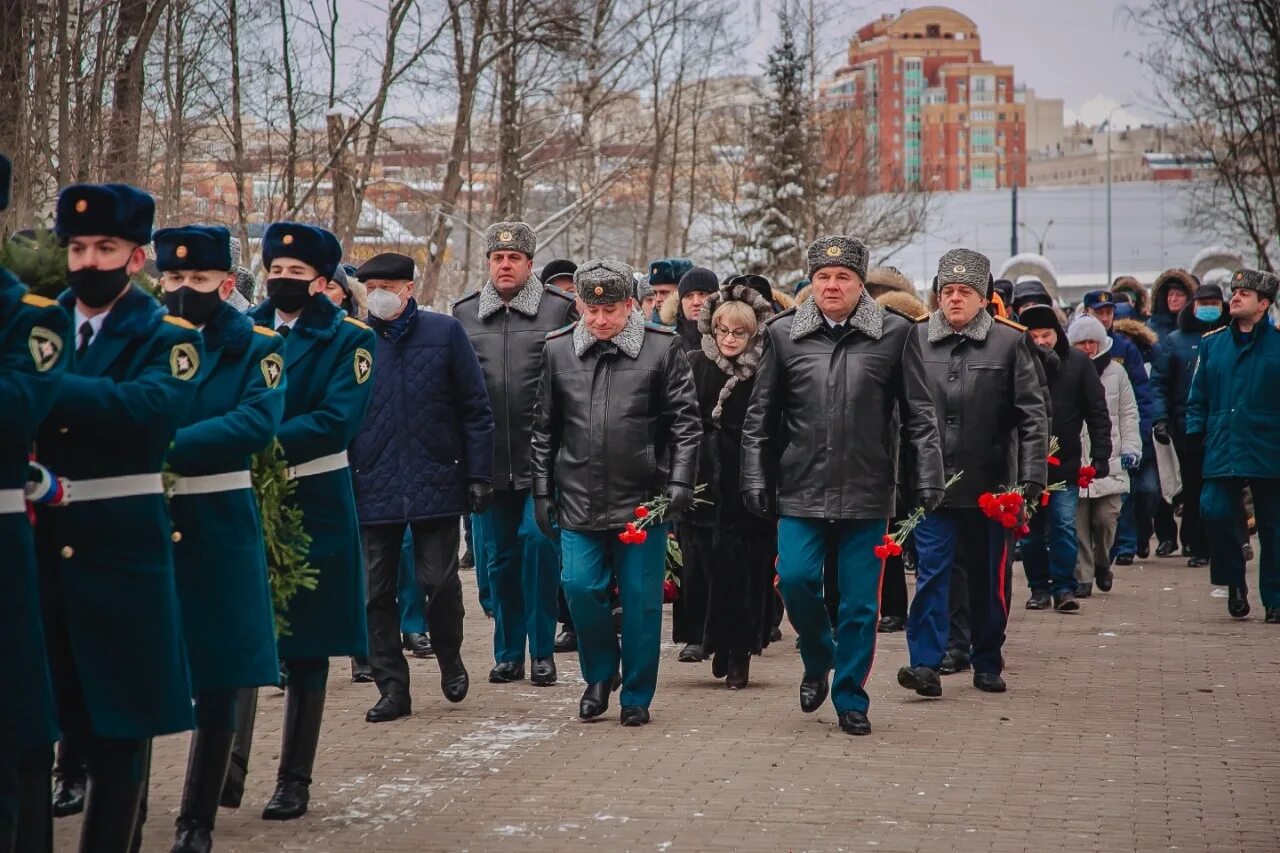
xmin=367 ymin=286 xmax=406 ymax=320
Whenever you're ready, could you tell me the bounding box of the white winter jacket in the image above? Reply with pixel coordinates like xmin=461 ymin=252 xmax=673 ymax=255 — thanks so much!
xmin=1079 ymin=358 xmax=1140 ymax=499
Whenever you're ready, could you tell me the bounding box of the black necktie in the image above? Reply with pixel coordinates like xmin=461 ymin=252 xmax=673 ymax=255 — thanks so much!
xmin=276 ymin=324 xmax=291 ymax=338
xmin=76 ymin=321 xmax=93 ymax=357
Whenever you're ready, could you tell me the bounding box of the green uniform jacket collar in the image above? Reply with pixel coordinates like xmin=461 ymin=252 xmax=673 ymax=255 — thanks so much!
xmin=201 ymin=299 xmax=254 ymax=356
xmin=250 ymin=292 xmax=344 ymax=341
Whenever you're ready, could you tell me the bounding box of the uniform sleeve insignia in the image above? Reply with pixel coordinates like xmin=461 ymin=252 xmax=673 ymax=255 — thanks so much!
xmin=170 ymin=342 xmax=200 ymax=380
xmin=354 ymin=347 xmax=373 ymax=384
xmin=260 ymin=352 xmax=284 ymax=389
xmin=29 ymin=326 xmax=63 ymax=372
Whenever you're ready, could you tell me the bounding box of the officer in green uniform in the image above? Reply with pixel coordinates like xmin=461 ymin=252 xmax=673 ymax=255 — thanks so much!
xmin=246 ymin=222 xmax=375 ymax=821
xmin=33 ymin=183 xmax=202 ymax=850
xmin=0 ymin=154 xmax=69 ymax=853
xmin=153 ymin=225 xmax=286 ymax=852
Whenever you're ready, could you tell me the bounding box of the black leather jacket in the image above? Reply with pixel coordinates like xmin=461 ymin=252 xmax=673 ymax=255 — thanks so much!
xmin=453 ymin=278 xmax=576 ymax=490
xmin=529 ymin=313 xmax=702 ymax=531
xmin=741 ymin=293 xmax=944 ymax=519
xmin=917 ymin=310 xmax=1048 ymax=507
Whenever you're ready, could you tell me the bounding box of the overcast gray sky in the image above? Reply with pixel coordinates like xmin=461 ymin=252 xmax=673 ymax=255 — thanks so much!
xmin=745 ymin=0 xmax=1162 ymax=129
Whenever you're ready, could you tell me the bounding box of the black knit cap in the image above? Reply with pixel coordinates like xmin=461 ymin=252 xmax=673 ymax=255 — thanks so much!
xmin=541 ymin=258 xmax=577 ymax=284
xmin=678 ymin=266 xmax=719 ymax=298
xmin=1016 ymin=304 xmax=1060 ymax=332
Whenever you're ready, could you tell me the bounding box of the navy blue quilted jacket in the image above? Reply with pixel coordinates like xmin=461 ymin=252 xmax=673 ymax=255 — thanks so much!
xmin=351 ymin=304 xmax=494 ymax=524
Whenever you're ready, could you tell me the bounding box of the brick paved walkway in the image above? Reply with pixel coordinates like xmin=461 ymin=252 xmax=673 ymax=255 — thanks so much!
xmin=56 ymin=553 xmax=1279 ymax=852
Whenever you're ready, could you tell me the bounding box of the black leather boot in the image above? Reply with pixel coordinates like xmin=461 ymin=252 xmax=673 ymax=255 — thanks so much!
xmin=579 ymin=682 xmax=611 ymax=720
xmin=530 ymin=656 xmax=557 ymax=686
xmin=80 ymin=739 xmax=149 ymax=853
xmin=219 ymin=688 xmax=257 ymax=809
xmin=172 ymin=727 xmax=235 ymax=853
xmin=440 ymin=652 xmax=470 ymax=703
xmin=51 ymin=738 xmax=87 ymax=818
xmin=261 ymin=688 xmax=325 ymax=821
xmin=726 ymin=653 xmax=750 ymax=690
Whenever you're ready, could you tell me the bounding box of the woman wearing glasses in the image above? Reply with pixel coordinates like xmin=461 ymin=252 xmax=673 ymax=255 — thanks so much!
xmin=681 ymin=282 xmax=778 ymax=688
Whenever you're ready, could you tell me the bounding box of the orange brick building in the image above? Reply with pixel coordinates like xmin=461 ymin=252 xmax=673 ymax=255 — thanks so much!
xmin=822 ymin=6 xmax=1026 ymax=192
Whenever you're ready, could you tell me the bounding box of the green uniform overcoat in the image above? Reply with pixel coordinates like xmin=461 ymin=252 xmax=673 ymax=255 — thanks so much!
xmin=34 ymin=283 xmax=202 ymax=739
xmin=249 ymin=294 xmax=375 ymax=659
xmin=168 ymin=301 xmax=285 ymax=693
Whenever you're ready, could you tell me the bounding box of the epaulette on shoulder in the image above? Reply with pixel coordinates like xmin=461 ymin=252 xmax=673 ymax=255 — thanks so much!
xmin=884 ymin=305 xmax=927 ymax=324
xmin=252 ymin=324 xmax=279 ymax=338
xmin=544 ymin=286 xmax=573 ymax=302
xmin=163 ymin=315 xmax=196 ymax=330
xmin=451 ymin=291 xmax=479 ymax=309
xmin=343 ymin=315 xmax=370 ymax=330
xmin=766 ymin=306 xmax=797 ymax=325
xmin=994 ymin=315 xmax=1027 ymax=332
xmin=645 ymin=322 xmax=674 ymax=335
xmin=1202 ymin=325 xmax=1228 ymax=338
xmin=22 ymin=292 xmax=57 ymax=308
xmin=546 ymin=322 xmax=577 ymax=340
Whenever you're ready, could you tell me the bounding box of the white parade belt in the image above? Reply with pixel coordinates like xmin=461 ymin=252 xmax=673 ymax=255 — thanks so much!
xmin=285 ymin=450 xmax=349 ymax=481
xmin=54 ymin=473 xmax=164 ymax=505
xmin=168 ymin=470 xmax=253 ymax=497
xmin=0 ymin=488 xmax=24 ymax=514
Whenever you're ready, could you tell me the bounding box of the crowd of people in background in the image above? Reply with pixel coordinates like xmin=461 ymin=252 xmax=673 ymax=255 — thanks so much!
xmin=4 ymin=155 xmax=1279 ymax=853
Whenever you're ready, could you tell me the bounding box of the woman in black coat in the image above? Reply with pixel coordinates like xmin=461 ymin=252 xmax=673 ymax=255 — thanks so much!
xmin=680 ymin=283 xmax=777 ymax=688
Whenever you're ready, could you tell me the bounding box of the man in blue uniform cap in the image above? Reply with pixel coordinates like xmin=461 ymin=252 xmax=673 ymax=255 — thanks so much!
xmin=33 ymin=182 xmax=203 ymax=850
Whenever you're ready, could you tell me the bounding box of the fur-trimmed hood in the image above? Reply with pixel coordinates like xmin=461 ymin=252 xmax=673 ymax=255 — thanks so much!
xmin=1112 ymin=317 xmax=1158 ymax=350
xmin=1111 ymin=276 xmax=1149 ymax=315
xmin=875 ymin=289 xmax=927 ymax=320
xmin=1152 ymin=269 xmax=1198 ymax=319
xmin=865 ymin=266 xmax=914 ymax=296
xmin=696 ymin=284 xmax=774 ymax=425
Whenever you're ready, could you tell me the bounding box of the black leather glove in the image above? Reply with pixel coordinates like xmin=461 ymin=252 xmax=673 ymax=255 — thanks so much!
xmin=533 ymin=495 xmax=556 ymax=538
xmin=665 ymin=483 xmax=694 ymax=515
xmin=467 ymin=481 xmax=494 ymax=515
xmin=743 ymin=489 xmax=773 ymax=519
xmin=1187 ymin=432 xmax=1204 ymax=456
xmin=1090 ymin=458 xmax=1109 ymax=480
xmin=1020 ymin=482 xmax=1044 ymax=505
xmin=1153 ymin=420 xmax=1172 ymax=445
xmin=918 ymin=488 xmax=944 ymax=512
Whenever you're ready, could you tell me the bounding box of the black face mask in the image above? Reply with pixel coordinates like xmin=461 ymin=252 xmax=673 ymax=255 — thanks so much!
xmin=164 ymin=286 xmax=224 ymax=327
xmin=266 ymin=277 xmax=315 ymax=314
xmin=67 ymin=265 xmax=131 ymax=309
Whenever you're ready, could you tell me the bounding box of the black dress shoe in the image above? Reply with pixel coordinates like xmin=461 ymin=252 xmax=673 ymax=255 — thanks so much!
xmin=402 ymin=632 xmax=434 ymax=658
xmin=769 ymin=626 xmax=783 ymax=642
xmin=459 ymin=547 xmax=475 ymax=569
xmin=1187 ymin=556 xmax=1210 ymax=568
xmin=1137 ymin=544 xmax=1150 ymax=559
xmin=1228 ymin=585 xmax=1251 ymax=618
xmin=579 ymin=681 xmax=612 ymax=719
xmin=838 ymin=710 xmax=871 ymax=735
xmin=1181 ymin=545 xmax=1192 ymax=557
xmin=973 ymin=671 xmax=1007 ymax=693
xmin=365 ymin=693 xmax=411 ymax=723
xmin=1155 ymin=540 xmax=1176 ymax=558
xmin=799 ymin=673 xmax=829 ymax=713
xmin=726 ymin=653 xmax=750 ymax=690
xmin=1265 ymin=608 xmax=1280 ymax=624
xmin=1076 ymin=582 xmax=1093 ymax=598
xmin=1025 ymin=591 xmax=1051 ymax=610
xmin=711 ymin=651 xmax=728 ymax=679
xmin=350 ymin=657 xmax=374 ymax=684
xmin=530 ymin=656 xmax=557 ymax=686
xmin=440 ymin=654 xmax=470 ymax=703
xmin=488 ymin=661 xmax=525 ymax=683
xmin=619 ymin=706 xmax=650 ymax=726
xmin=1095 ymin=567 xmax=1114 ymax=592
xmin=51 ymin=776 xmax=86 ymax=817
xmin=896 ymin=665 xmax=942 ymax=697
xmin=261 ymin=781 xmax=309 ymax=821
xmin=877 ymin=615 xmax=906 ymax=633
xmin=1053 ymin=590 xmax=1080 ymax=612
xmin=554 ymin=628 xmax=577 ymax=653
xmin=938 ymin=649 xmax=970 ymax=675
xmin=172 ymin=824 xmax=212 ymax=853
xmin=1114 ymin=554 xmax=1134 ymax=566
xmin=677 ymin=643 xmax=704 ymax=662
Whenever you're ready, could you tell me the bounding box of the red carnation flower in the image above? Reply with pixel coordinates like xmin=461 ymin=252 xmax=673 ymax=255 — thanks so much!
xmin=662 ymin=578 xmax=679 ymax=603
xmin=873 ymin=545 xmax=890 ymax=560
xmin=634 ymin=506 xmax=649 ymax=519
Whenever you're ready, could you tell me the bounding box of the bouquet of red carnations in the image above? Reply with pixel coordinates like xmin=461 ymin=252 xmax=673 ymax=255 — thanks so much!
xmin=871 ymin=472 xmax=964 ymax=560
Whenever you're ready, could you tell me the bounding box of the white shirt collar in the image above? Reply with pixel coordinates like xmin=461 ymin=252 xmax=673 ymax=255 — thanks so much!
xmin=274 ymin=310 xmax=299 ymax=330
xmin=821 ymin=312 xmax=848 ymax=328
xmin=72 ymin=305 xmax=110 ymax=348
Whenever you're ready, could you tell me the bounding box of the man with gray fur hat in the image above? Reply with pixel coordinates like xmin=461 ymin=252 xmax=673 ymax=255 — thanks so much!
xmin=453 ymin=221 xmax=576 ymax=687
xmin=902 ymin=249 xmax=1047 ymax=700
xmin=742 ymin=235 xmax=944 ymax=736
xmin=529 ymin=258 xmax=701 ymax=727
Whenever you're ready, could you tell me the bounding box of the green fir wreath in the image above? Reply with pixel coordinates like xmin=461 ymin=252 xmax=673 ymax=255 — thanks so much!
xmin=252 ymin=439 xmax=317 ymax=637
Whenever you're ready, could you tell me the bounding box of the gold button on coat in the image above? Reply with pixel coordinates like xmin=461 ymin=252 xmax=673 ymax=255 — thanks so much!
xmin=60 ymin=546 xmax=74 ymax=559
xmin=171 ymin=531 xmax=182 ymax=543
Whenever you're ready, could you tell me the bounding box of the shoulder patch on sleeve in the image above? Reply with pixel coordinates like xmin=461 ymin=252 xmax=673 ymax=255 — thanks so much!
xmin=163 ymin=314 xmax=196 ymax=330
xmin=252 ymin=324 xmax=280 ymax=338
xmin=994 ymin=315 xmax=1028 ymax=332
xmin=766 ymin=306 xmax=797 ymax=325
xmin=260 ymin=352 xmax=284 ymax=388
xmin=354 ymin=347 xmax=373 ymax=383
xmin=343 ymin=315 xmax=370 ymax=330
xmin=22 ymin=292 xmax=58 ymax=308
xmin=546 ymin=321 xmax=577 ymax=340
xmin=29 ymin=326 xmax=64 ymax=372
xmin=1201 ymin=325 xmax=1227 ymax=338
xmin=170 ymin=342 xmax=200 ymax=380
xmin=645 ymin=323 xmax=674 ymax=335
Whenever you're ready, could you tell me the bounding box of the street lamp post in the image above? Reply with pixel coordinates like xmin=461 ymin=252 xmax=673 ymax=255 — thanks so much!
xmin=1018 ymin=218 xmax=1055 ymax=255
xmin=1103 ymin=103 xmax=1131 ymax=285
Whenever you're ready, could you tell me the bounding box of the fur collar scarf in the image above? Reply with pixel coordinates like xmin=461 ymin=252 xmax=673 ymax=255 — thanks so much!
xmin=789 ymin=290 xmax=884 ymax=341
xmin=572 ymin=309 xmax=646 ymax=359
xmin=478 ymin=274 xmax=545 ymax=320
xmin=927 ymin=307 xmax=992 ymax=343
xmin=698 ymin=284 xmax=774 ymax=425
